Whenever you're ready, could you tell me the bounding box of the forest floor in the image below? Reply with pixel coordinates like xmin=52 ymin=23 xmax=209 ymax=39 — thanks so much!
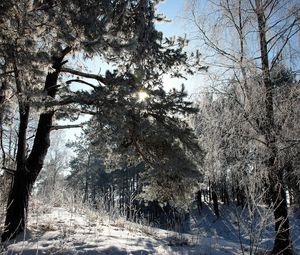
xmin=1 ymin=200 xmax=300 ymax=255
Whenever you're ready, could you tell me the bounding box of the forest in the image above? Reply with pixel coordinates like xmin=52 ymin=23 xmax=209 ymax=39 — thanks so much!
xmin=0 ymin=0 xmax=300 ymax=254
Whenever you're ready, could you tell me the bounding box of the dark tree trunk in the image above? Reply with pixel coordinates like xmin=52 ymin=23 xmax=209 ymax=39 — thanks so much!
xmin=1 ymin=103 xmax=30 ymax=241
xmin=236 ymin=186 xmax=245 ymax=207
xmin=1 ymin=47 xmax=71 ymax=242
xmin=222 ymin=186 xmax=229 ymax=205
xmin=82 ymin=155 xmax=90 ymax=204
xmin=270 ymin=176 xmax=292 ymax=255
xmin=212 ymin=191 xmax=219 ymax=218
xmin=211 ymin=184 xmax=219 ymax=219
xmin=196 ymin=190 xmax=203 ymax=215
xmin=82 ymin=173 xmax=88 ymax=204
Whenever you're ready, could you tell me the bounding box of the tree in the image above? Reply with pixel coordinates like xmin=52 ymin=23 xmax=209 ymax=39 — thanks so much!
xmin=78 ymin=82 xmax=203 ymax=208
xmin=36 ymin=132 xmax=68 ymax=204
xmin=245 ymin=2 xmax=298 ymax=253
xmin=67 ymin=137 xmax=145 ymax=216
xmin=66 ymin=136 xmax=104 ymax=205
xmin=1 ymin=0 xmax=203 ymax=241
xmin=188 ymin=0 xmax=300 ymax=253
xmin=193 ymin=68 xmax=300 ymax=253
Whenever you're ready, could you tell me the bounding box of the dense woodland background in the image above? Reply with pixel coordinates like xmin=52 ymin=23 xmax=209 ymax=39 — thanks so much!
xmin=0 ymin=0 xmax=300 ymax=254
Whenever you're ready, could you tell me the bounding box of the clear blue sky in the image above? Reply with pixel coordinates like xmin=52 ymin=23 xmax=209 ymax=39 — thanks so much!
xmin=156 ymin=0 xmax=186 ymax=37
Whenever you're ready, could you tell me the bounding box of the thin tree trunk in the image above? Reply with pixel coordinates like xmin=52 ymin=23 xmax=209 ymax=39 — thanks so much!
xmin=82 ymin=169 xmax=89 ymax=204
xmin=0 ymin=78 xmax=8 ymax=166
xmin=211 ymin=183 xmax=220 ymax=218
xmin=82 ymin=154 xmax=90 ymax=204
xmin=212 ymin=191 xmax=219 ymax=218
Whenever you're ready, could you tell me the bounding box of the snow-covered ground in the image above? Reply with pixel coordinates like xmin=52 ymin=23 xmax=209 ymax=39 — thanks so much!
xmin=1 ymin=201 xmax=300 ymax=255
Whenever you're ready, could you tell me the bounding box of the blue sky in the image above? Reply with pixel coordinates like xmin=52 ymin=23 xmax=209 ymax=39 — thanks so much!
xmin=156 ymin=0 xmax=186 ymax=37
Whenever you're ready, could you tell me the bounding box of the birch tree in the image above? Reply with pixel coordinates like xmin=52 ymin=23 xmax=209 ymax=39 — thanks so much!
xmin=188 ymin=0 xmax=300 ymax=253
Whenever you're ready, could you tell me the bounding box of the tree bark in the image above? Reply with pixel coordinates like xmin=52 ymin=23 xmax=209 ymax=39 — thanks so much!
xmin=196 ymin=190 xmax=203 ymax=215
xmin=1 ymin=102 xmax=30 ymax=241
xmin=1 ymin=47 xmax=71 ymax=242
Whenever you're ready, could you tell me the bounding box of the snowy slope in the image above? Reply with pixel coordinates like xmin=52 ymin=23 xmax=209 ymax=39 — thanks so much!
xmin=1 ymin=201 xmax=300 ymax=255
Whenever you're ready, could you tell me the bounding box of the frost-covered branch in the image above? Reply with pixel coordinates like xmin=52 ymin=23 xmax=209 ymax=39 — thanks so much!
xmin=51 ymin=124 xmax=83 ymax=131
xmin=61 ymin=67 xmax=107 ymax=85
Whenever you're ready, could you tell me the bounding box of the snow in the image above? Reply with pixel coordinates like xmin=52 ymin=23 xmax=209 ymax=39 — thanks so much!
xmin=1 ymin=201 xmax=300 ymax=255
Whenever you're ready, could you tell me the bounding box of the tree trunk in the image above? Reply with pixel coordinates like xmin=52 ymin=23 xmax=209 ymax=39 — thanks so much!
xmin=1 ymin=47 xmax=71 ymax=242
xmin=270 ymin=174 xmax=292 ymax=255
xmin=212 ymin=191 xmax=219 ymax=218
xmin=1 ymin=103 xmax=30 ymax=241
xmin=255 ymin=1 xmax=292 ymax=253
xmin=82 ymin=155 xmax=90 ymax=204
xmin=196 ymin=190 xmax=202 ymax=215
xmin=0 ymin=79 xmax=8 ymax=165
xmin=211 ymin=184 xmax=220 ymax=218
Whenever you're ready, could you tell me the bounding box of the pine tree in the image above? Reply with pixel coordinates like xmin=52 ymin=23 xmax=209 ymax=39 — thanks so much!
xmin=1 ymin=0 xmax=203 ymax=241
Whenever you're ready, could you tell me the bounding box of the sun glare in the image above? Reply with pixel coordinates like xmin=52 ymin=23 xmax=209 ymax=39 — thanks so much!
xmin=137 ymin=91 xmax=149 ymax=102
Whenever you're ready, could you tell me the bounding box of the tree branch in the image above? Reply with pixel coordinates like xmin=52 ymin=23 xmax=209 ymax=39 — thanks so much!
xmin=2 ymin=167 xmax=16 ymax=176
xmin=61 ymin=67 xmax=107 ymax=84
xmin=66 ymin=79 xmax=98 ymax=90
xmin=51 ymin=124 xmax=83 ymax=131
xmin=190 ymin=10 xmax=237 ymax=63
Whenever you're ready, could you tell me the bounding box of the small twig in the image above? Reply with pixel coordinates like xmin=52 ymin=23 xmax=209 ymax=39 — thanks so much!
xmin=26 ymin=134 xmax=35 ymax=141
